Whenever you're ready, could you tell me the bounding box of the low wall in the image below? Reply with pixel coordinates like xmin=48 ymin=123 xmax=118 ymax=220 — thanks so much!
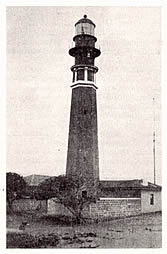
xmin=11 ymin=199 xmax=47 ymax=213
xmin=47 ymin=199 xmax=74 ymax=216
xmin=47 ymin=198 xmax=141 ymax=219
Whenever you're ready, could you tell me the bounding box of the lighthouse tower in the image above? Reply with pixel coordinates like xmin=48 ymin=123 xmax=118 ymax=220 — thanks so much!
xmin=66 ymin=15 xmax=101 ymax=195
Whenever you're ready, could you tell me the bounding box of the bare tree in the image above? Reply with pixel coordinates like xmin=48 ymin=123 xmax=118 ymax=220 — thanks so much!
xmin=36 ymin=175 xmax=97 ymax=223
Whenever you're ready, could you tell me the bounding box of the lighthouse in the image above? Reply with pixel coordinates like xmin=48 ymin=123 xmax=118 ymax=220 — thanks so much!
xmin=66 ymin=15 xmax=101 ymax=195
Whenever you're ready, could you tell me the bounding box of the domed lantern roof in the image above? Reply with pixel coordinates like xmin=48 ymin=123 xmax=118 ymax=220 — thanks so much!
xmin=75 ymin=15 xmax=95 ymax=36
xmin=75 ymin=15 xmax=96 ymax=27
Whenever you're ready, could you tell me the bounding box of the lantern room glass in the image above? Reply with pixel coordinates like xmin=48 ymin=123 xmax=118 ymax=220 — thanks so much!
xmin=75 ymin=23 xmax=95 ymax=36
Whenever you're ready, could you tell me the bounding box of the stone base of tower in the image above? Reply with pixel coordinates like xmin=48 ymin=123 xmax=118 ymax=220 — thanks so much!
xmin=66 ymin=85 xmax=99 ymax=196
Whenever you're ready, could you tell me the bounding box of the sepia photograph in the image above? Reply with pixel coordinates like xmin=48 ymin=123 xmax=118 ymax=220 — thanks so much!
xmin=5 ymin=5 xmax=162 ymax=249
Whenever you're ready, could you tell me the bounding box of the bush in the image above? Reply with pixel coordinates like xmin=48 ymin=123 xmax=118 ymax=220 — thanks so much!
xmin=7 ymin=232 xmax=60 ymax=248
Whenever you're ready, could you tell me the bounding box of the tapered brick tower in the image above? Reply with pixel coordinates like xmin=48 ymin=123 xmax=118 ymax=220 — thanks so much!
xmin=66 ymin=15 xmax=101 ymax=196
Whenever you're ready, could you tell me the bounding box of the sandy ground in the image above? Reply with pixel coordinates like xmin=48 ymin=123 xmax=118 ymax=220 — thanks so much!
xmin=7 ymin=212 xmax=162 ymax=248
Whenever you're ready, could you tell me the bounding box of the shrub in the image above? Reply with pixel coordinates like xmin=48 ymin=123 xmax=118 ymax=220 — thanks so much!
xmin=7 ymin=232 xmax=60 ymax=248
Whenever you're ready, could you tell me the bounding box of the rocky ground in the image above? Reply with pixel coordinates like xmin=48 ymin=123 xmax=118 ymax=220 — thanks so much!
xmin=7 ymin=212 xmax=162 ymax=248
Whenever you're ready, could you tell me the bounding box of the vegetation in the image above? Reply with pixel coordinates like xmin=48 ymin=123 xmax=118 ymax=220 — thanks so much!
xmin=6 ymin=172 xmax=27 ymax=213
xmin=7 ymin=232 xmax=59 ymax=248
xmin=36 ymin=175 xmax=97 ymax=223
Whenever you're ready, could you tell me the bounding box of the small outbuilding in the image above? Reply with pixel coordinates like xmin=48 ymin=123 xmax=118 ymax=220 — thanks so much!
xmin=47 ymin=179 xmax=161 ymax=219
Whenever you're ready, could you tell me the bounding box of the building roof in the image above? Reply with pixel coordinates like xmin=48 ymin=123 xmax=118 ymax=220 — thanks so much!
xmin=100 ymin=179 xmax=142 ymax=188
xmin=145 ymin=182 xmax=162 ymax=191
xmin=24 ymin=174 xmax=161 ymax=191
xmin=24 ymin=174 xmax=50 ymax=186
xmin=100 ymin=179 xmax=161 ymax=191
xmin=75 ymin=15 xmax=95 ymax=27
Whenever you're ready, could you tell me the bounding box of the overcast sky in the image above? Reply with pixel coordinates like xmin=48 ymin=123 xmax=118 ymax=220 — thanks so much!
xmin=7 ymin=6 xmax=161 ymax=184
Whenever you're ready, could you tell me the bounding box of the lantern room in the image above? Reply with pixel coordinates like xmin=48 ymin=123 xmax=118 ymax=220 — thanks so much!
xmin=69 ymin=15 xmax=100 ymax=89
xmin=75 ymin=14 xmax=95 ymax=36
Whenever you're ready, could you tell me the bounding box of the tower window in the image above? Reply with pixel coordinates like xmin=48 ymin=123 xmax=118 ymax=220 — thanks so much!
xmin=88 ymin=70 xmax=94 ymax=81
xmin=77 ymin=69 xmax=84 ymax=80
xmin=72 ymin=72 xmax=75 ymax=82
xmin=82 ymin=191 xmax=87 ymax=198
xmin=150 ymin=194 xmax=154 ymax=205
xmin=84 ymin=109 xmax=87 ymax=115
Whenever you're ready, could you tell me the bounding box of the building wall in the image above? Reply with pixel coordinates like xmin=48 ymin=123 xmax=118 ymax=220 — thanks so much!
xmin=141 ymin=190 xmax=161 ymax=213
xmin=89 ymin=198 xmax=141 ymax=218
xmin=48 ymin=191 xmax=162 ymax=218
xmin=47 ymin=198 xmax=141 ymax=219
xmin=11 ymin=199 xmax=47 ymax=213
xmin=47 ymin=199 xmax=74 ymax=216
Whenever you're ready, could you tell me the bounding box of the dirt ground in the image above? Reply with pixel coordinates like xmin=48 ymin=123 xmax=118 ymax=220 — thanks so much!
xmin=7 ymin=212 xmax=162 ymax=248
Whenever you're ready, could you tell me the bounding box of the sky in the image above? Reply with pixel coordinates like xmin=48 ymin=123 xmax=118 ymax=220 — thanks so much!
xmin=7 ymin=6 xmax=161 ymax=184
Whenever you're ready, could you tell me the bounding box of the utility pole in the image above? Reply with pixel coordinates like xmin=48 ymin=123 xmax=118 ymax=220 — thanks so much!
xmin=153 ymin=97 xmax=156 ymax=184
